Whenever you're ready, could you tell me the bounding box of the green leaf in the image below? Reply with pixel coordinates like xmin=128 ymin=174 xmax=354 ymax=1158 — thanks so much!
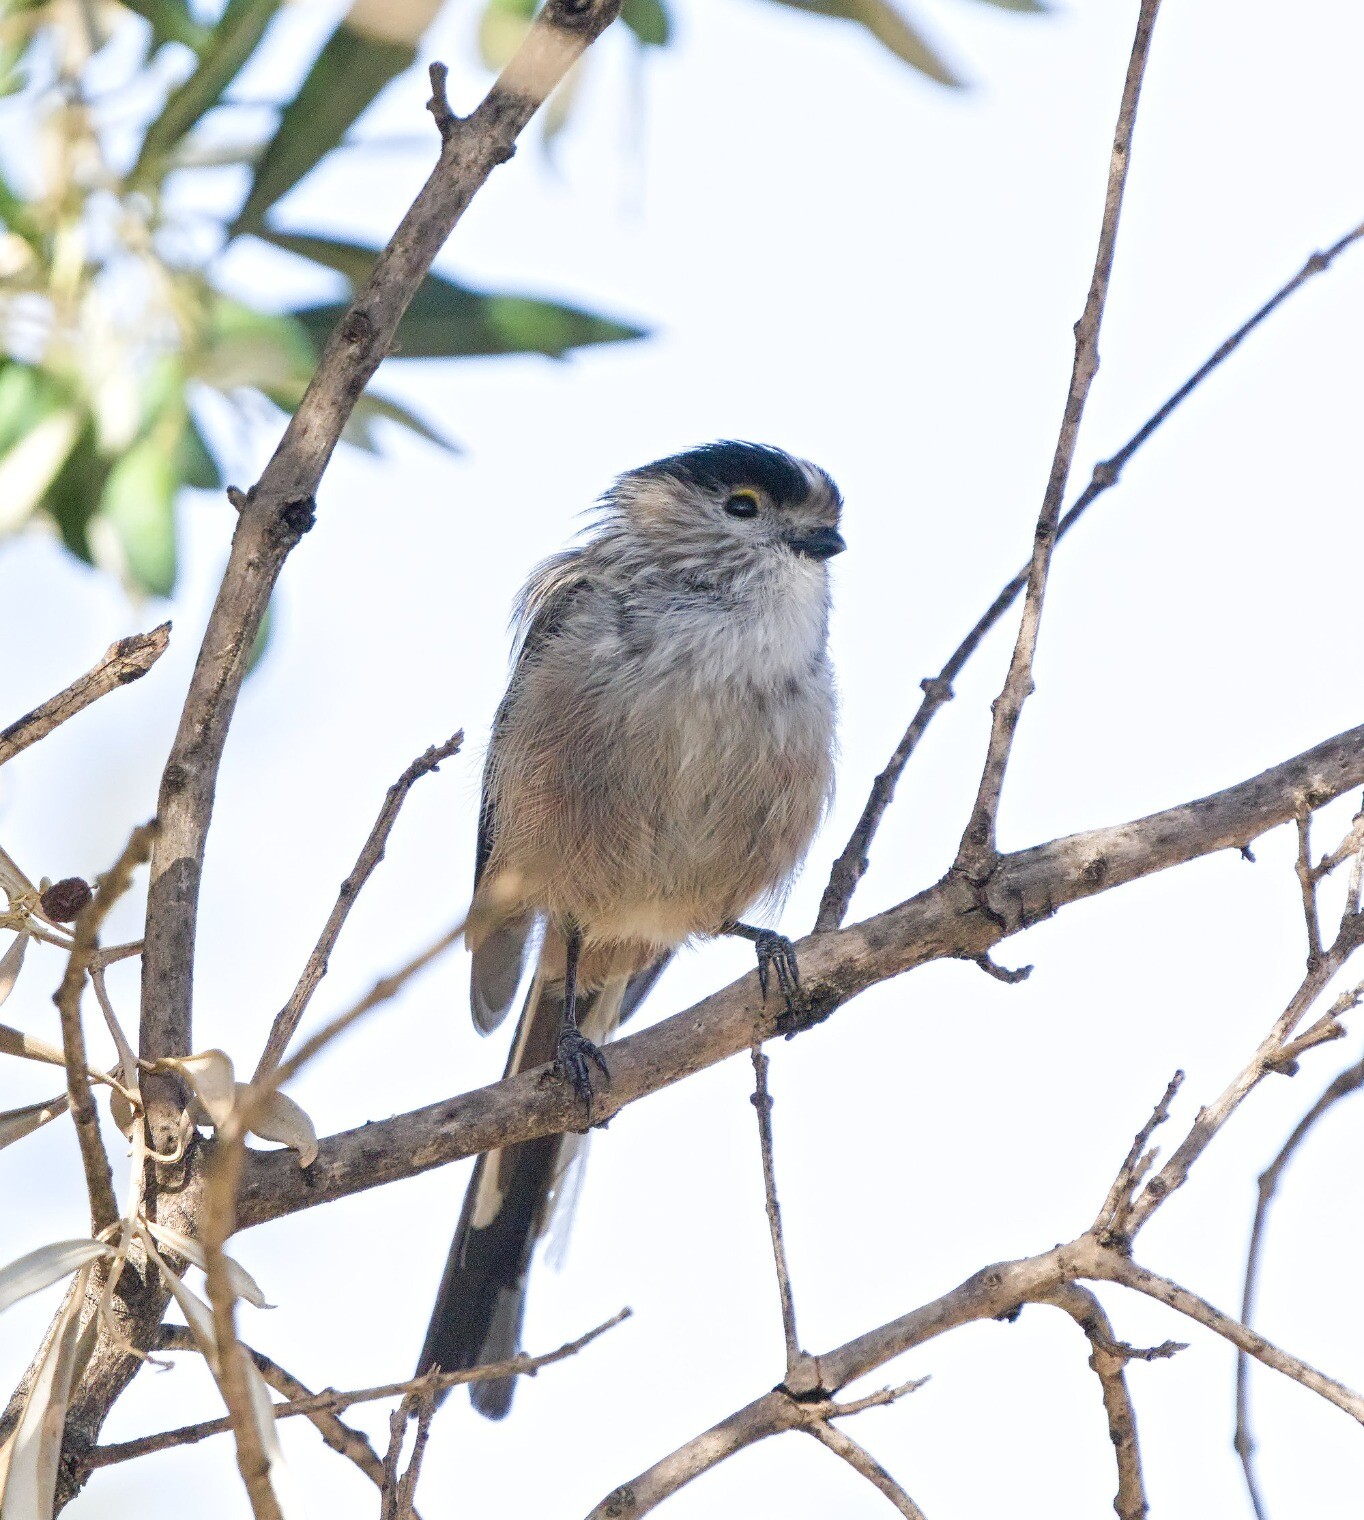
xmin=246 ymin=596 xmax=273 ymax=675
xmin=761 ymin=0 xmax=962 ymax=86
xmin=131 ymin=0 xmax=284 ymax=187
xmin=350 ymin=391 xmax=460 ymax=453
xmin=178 ymin=411 xmax=223 ymax=490
xmin=43 ymin=423 xmax=108 ymax=565
xmin=620 ymin=0 xmax=671 ymax=46
xmin=230 ymin=24 xmax=418 ymax=237
xmin=118 ymin=0 xmax=213 ymax=52
xmin=100 ymin=436 xmax=179 ymax=596
xmin=290 ymin=276 xmax=646 ymax=360
xmin=253 ymin=229 xmax=382 ymax=288
xmin=191 ymin=297 xmax=317 ymax=393
xmin=0 ymin=361 xmax=64 ymax=457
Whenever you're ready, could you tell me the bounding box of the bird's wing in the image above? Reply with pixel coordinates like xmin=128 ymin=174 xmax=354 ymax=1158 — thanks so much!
xmin=469 ymin=558 xmax=591 ymax=1033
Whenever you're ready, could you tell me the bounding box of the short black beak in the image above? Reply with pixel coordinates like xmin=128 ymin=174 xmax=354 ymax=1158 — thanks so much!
xmin=788 ymin=526 xmax=846 ymax=560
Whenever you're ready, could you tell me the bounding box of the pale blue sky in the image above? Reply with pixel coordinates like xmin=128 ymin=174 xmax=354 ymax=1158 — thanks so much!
xmin=3 ymin=1 xmax=1364 ymax=1515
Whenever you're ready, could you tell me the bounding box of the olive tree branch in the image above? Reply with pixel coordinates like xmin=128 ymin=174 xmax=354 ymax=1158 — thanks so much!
xmin=0 ymin=624 xmax=170 ymax=768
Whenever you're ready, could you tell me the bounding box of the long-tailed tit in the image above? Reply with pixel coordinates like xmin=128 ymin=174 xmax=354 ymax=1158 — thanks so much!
xmin=418 ymin=441 xmax=845 ymax=1416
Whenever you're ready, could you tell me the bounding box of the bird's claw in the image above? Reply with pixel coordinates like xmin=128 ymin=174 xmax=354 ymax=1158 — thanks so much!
xmin=751 ymin=930 xmax=802 ymax=1014
xmin=557 ymin=1027 xmax=609 ymax=1114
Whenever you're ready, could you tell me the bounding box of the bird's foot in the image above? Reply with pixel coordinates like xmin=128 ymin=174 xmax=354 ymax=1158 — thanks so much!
xmin=750 ymin=929 xmax=802 ymax=1014
xmin=556 ymin=1027 xmax=609 ymax=1115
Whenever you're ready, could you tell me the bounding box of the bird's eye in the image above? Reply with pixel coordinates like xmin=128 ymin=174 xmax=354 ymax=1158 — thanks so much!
xmin=724 ymin=490 xmax=760 ymax=518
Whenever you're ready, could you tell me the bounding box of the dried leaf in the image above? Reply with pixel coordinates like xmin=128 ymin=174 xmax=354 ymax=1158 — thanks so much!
xmin=0 ymin=1240 xmax=112 ymax=1316
xmin=0 ymin=1095 xmax=68 ymax=1152
xmin=0 ymin=845 xmax=33 ymax=901
xmin=144 ymin=1221 xmax=273 ymax=1309
xmin=153 ymin=1049 xmax=236 ymax=1128
xmin=0 ymin=1265 xmax=96 ymax=1520
xmin=154 ymin=1255 xmax=219 ymax=1371
xmin=0 ymin=1023 xmax=72 ymax=1069
xmin=242 ymin=1086 xmax=317 ymax=1168
xmin=0 ymin=933 xmax=27 ymax=1009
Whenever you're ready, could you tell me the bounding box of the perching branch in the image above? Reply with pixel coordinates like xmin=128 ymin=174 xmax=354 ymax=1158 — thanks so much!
xmin=237 ymin=718 xmax=1364 ymax=1230
xmin=0 ymin=624 xmax=170 ymax=769
xmin=957 ymin=0 xmax=1162 ymax=870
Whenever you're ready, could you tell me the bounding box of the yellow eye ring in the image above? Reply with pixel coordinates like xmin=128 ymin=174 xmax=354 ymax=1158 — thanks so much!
xmin=724 ymin=489 xmax=760 ymax=518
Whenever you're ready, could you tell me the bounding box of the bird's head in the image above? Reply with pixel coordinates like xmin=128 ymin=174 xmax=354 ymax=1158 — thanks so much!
xmin=606 ymin=441 xmax=845 ymax=582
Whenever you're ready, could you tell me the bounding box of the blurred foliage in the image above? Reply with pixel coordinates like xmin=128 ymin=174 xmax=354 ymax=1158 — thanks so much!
xmin=0 ymin=0 xmax=1041 ymax=602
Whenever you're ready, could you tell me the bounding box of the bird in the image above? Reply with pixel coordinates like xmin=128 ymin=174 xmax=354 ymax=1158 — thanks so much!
xmin=417 ymin=441 xmax=845 ymax=1417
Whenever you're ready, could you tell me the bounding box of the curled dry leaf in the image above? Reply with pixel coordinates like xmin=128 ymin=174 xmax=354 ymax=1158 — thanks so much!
xmin=0 ymin=843 xmax=34 ymax=901
xmin=241 ymin=1085 xmax=318 ymax=1168
xmin=0 ymin=932 xmax=28 ymax=1008
xmin=0 ymin=1021 xmax=68 ymax=1069
xmin=152 ymin=1049 xmax=237 ymax=1128
xmin=0 ymin=1264 xmax=99 ymax=1520
xmin=0 ymin=1093 xmax=69 ymax=1152
xmin=143 ymin=1219 xmax=273 ymax=1309
xmin=152 ymin=1249 xmax=220 ymax=1371
xmin=0 ymin=1238 xmax=113 ymax=1316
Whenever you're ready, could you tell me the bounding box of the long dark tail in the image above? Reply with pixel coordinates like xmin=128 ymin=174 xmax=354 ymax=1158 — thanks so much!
xmin=418 ymin=956 xmax=668 ymax=1418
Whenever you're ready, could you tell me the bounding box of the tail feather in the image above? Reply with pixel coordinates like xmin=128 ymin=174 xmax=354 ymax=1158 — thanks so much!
xmin=419 ymin=955 xmax=668 ymax=1417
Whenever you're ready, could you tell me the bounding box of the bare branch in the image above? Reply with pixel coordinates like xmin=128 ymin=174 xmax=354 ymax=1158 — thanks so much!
xmin=152 ymin=1325 xmax=386 ymax=1488
xmin=251 ymin=731 xmax=463 ymax=1082
xmin=52 ymin=823 xmax=158 ymax=1234
xmin=0 ymin=624 xmax=170 ymax=768
xmin=1094 ymin=1071 xmax=1182 ymax=1244
xmin=1235 ymin=1052 xmax=1364 ymax=1518
xmin=1086 ymin=1248 xmax=1364 ymax=1424
xmin=957 ymin=0 xmax=1163 ymax=870
xmin=85 ymin=1310 xmax=631 ymax=1470
xmin=1042 ymin=1284 xmax=1149 ymax=1520
xmin=801 ymin=1420 xmax=928 ymax=1520
xmin=750 ymin=1046 xmax=803 ymax=1382
xmin=1295 ymin=807 xmax=1323 ymax=966
xmin=817 ymin=219 xmax=1364 ymax=931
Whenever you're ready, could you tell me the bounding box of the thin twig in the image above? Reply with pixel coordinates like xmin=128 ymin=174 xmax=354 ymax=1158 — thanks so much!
xmin=1124 ymin=904 xmax=1364 ymax=1236
xmin=1093 ymin=1070 xmax=1182 ymax=1243
xmin=957 ymin=0 xmax=1162 ymax=872
xmin=816 ymin=216 xmax=1364 ymax=931
xmin=801 ymin=1420 xmax=928 ymax=1519
xmin=1294 ymin=807 xmax=1323 ymax=966
xmin=1043 ymin=1284 xmax=1149 ymax=1520
xmin=152 ymin=1325 xmax=387 ymax=1488
xmin=750 ymin=1045 xmax=802 ymax=1380
xmin=1234 ymin=1052 xmax=1364 ymax=1520
xmin=86 ymin=1310 xmax=631 ymax=1469
xmin=52 ymin=823 xmax=158 ymax=1234
xmin=252 ymin=731 xmax=463 ymax=1082
xmin=0 ymin=624 xmax=170 ymax=767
